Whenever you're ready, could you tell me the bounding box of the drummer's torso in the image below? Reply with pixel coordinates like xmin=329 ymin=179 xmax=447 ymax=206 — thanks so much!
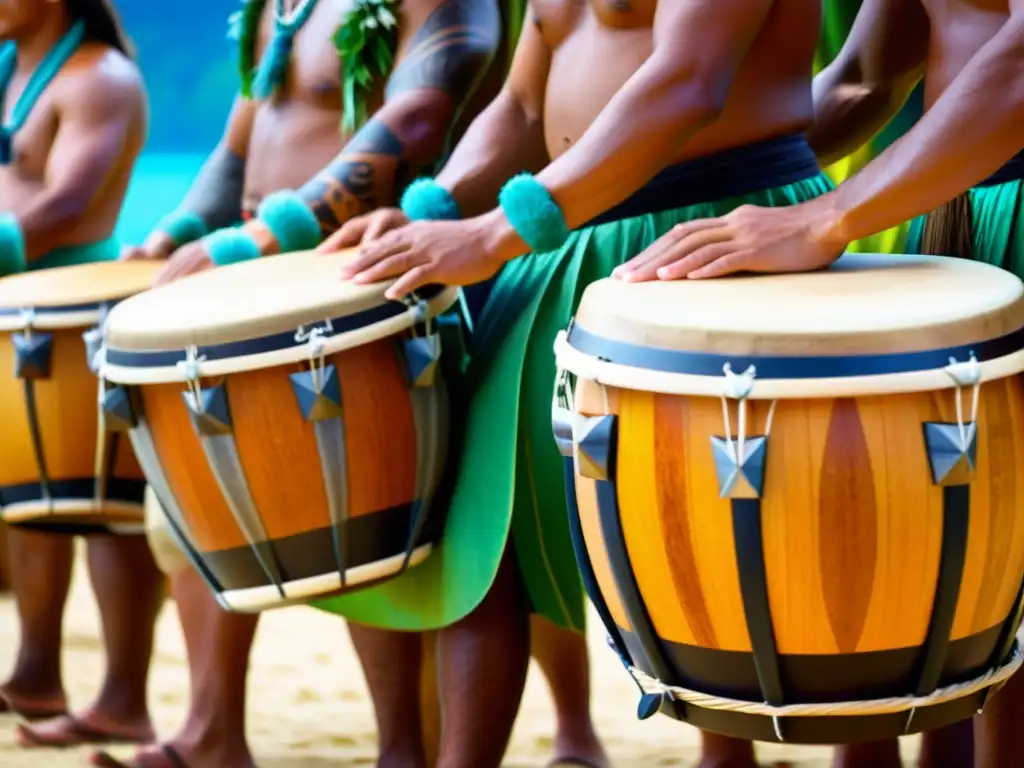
xmin=243 ymin=0 xmax=507 ymax=209
xmin=538 ymin=0 xmax=820 ymax=164
xmin=920 ymin=0 xmax=1016 ymax=108
xmin=0 ymin=45 xmax=143 ymax=247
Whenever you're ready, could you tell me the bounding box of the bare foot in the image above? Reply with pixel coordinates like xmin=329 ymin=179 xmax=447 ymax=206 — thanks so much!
xmin=92 ymin=740 xmax=256 ymax=768
xmin=15 ymin=710 xmax=154 ymax=749
xmin=0 ymin=683 xmax=67 ymax=721
xmin=549 ymin=724 xmax=610 ymax=768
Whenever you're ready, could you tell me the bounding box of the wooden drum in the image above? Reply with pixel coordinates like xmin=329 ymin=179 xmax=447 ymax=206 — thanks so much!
xmin=99 ymin=250 xmax=459 ymax=612
xmin=0 ymin=262 xmax=160 ymax=533
xmin=553 ymin=253 xmax=1024 ymax=744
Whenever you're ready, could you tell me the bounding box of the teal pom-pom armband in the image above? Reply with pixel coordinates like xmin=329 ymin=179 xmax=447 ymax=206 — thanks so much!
xmin=205 ymin=227 xmax=261 ymax=267
xmin=401 ymin=178 xmax=461 ymax=221
xmin=498 ymin=174 xmax=570 ymax=254
xmin=256 ymin=190 xmax=322 ymax=253
xmin=0 ymin=213 xmax=26 ymax=276
xmin=156 ymin=211 xmax=208 ymax=248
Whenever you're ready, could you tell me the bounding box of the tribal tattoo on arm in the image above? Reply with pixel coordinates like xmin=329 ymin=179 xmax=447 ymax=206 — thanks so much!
xmin=298 ymin=0 xmax=500 ymax=235
xmin=179 ymin=145 xmax=247 ymax=230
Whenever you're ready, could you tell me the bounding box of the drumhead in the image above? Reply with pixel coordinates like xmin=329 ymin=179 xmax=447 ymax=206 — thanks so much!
xmin=559 ymin=253 xmax=1024 ymax=398
xmin=101 ymin=248 xmax=459 ymax=384
xmin=0 ymin=261 xmax=162 ymax=331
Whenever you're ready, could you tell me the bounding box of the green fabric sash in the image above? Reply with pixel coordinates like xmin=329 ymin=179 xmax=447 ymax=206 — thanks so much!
xmin=32 ymin=236 xmax=121 ymax=271
xmin=907 ymin=181 xmax=1024 ymax=275
xmin=313 ymin=173 xmax=834 ymax=633
xmin=0 ymin=20 xmax=86 ymax=165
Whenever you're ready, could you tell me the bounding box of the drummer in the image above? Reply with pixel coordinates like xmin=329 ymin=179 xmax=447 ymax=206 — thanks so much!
xmin=613 ymin=2 xmax=1023 ymax=767
xmin=0 ymin=0 xmax=165 ymax=752
xmin=313 ymin=1 xmax=831 ymax=766
xmin=113 ymin=2 xmax=607 ymax=768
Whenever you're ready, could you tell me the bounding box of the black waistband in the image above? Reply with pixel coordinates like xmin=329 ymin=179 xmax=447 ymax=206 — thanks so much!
xmin=979 ymin=150 xmax=1024 ymax=187
xmin=585 ymin=134 xmax=822 ymax=228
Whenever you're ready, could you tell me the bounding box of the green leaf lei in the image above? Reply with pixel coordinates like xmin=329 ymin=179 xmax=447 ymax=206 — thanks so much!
xmin=229 ymin=0 xmax=399 ymax=133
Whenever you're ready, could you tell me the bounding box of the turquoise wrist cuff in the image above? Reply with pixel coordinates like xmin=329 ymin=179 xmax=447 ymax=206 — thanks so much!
xmin=156 ymin=211 xmax=208 ymax=248
xmin=498 ymin=173 xmax=570 ymax=254
xmin=205 ymin=227 xmax=261 ymax=267
xmin=0 ymin=213 xmax=26 ymax=276
xmin=401 ymin=178 xmax=461 ymax=221
xmin=256 ymin=190 xmax=321 ymax=253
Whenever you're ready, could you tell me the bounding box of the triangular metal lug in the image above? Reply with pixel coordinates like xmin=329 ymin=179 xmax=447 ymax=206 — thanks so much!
xmin=710 ymin=435 xmax=768 ymax=499
xmin=101 ymin=385 xmax=137 ymax=432
xmin=403 ymin=335 xmax=441 ymax=388
xmin=924 ymin=422 xmax=978 ymax=486
xmin=577 ymin=414 xmax=617 ymax=480
xmin=13 ymin=331 xmax=53 ymax=380
xmin=183 ymin=384 xmax=233 ymax=436
xmin=289 ymin=365 xmax=343 ymax=422
xmin=551 ymin=405 xmax=575 ymax=458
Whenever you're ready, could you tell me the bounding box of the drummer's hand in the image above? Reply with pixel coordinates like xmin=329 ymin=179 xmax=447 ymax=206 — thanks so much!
xmin=339 ymin=216 xmax=504 ymax=301
xmin=612 ymin=199 xmax=847 ymax=282
xmin=120 ymin=231 xmax=176 ymax=262
xmin=316 ymin=208 xmax=410 ymax=253
xmin=153 ymin=241 xmax=214 ymax=286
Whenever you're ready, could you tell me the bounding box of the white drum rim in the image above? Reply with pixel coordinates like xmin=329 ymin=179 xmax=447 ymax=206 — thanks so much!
xmin=100 ymin=287 xmax=461 ymax=385
xmin=217 ymin=543 xmax=433 ymax=613
xmin=0 ymin=308 xmax=101 ymax=332
xmin=554 ymin=331 xmax=1024 ymax=400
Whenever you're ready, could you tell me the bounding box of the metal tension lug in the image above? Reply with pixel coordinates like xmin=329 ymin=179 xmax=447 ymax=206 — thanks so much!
xmin=289 ymin=364 xmax=343 ymax=422
xmin=101 ymin=385 xmax=137 ymax=432
xmin=637 ymin=692 xmax=663 ymax=721
xmin=402 ymin=335 xmax=441 ymax=388
xmin=710 ymin=435 xmax=768 ymax=499
xmin=576 ymin=414 xmax=617 ymax=481
xmin=183 ymin=383 xmax=233 ymax=436
xmin=13 ymin=331 xmax=53 ymax=380
xmin=923 ymin=422 xmax=978 ymax=486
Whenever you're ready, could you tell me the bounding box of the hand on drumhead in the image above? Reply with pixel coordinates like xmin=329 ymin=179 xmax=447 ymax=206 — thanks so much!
xmin=316 ymin=208 xmax=410 ymax=253
xmin=153 ymin=241 xmax=214 ymax=286
xmin=612 ymin=200 xmax=847 ymax=281
xmin=339 ymin=217 xmax=503 ymax=301
xmin=120 ymin=231 xmax=175 ymax=262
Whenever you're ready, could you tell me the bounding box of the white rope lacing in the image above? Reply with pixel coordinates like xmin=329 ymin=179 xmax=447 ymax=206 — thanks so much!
xmin=944 ymin=353 xmax=981 ymax=448
xmin=718 ymin=363 xmax=778 ymax=464
xmin=306 ymin=327 xmax=328 ymax=393
xmin=177 ymin=345 xmax=206 ymax=407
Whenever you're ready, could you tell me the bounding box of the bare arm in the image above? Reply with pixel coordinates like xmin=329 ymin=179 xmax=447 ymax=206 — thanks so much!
xmin=434 ymin=10 xmax=550 ymax=217
xmin=140 ymin=96 xmax=255 ymax=256
xmin=807 ymin=0 xmax=929 ymax=166
xmin=824 ymin=1 xmax=1024 ymax=245
xmin=483 ymin=0 xmax=776 ymax=262
xmin=293 ymin=0 xmax=501 ymax=239
xmin=17 ymin=59 xmax=143 ymax=262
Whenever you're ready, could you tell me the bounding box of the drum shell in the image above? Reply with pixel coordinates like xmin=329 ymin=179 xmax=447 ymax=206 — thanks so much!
xmin=0 ymin=326 xmax=145 ymax=531
xmin=133 ymin=335 xmax=448 ymax=612
xmin=569 ymin=375 xmax=1024 ymax=743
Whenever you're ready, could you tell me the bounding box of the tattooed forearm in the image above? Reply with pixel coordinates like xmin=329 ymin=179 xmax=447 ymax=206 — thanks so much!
xmin=386 ymin=0 xmax=500 ymax=103
xmin=298 ymin=120 xmax=405 ymax=235
xmin=178 ymin=145 xmax=246 ymax=230
xmin=296 ymin=1 xmax=500 ymax=235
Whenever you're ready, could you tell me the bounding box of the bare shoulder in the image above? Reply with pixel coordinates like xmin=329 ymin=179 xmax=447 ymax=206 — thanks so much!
xmin=54 ymin=44 xmax=145 ymax=120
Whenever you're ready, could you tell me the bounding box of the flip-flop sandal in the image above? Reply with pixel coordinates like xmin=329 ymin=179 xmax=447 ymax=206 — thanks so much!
xmin=546 ymin=759 xmax=609 ymax=768
xmin=0 ymin=689 xmax=67 ymax=721
xmin=90 ymin=745 xmax=190 ymax=768
xmin=14 ymin=715 xmax=154 ymax=749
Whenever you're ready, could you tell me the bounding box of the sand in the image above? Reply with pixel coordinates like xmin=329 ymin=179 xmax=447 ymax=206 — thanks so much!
xmin=0 ymin=551 xmax=924 ymax=767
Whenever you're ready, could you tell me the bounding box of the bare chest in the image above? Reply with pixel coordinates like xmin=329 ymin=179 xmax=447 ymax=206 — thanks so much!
xmin=532 ymin=0 xmax=656 ymax=45
xmin=253 ymin=0 xmax=363 ymax=106
xmin=1 ymin=75 xmax=60 ymax=178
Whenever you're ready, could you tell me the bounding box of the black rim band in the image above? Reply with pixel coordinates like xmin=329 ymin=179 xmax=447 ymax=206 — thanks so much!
xmin=566 ymin=324 xmax=1024 ymax=381
xmin=104 ymin=285 xmax=447 ymax=369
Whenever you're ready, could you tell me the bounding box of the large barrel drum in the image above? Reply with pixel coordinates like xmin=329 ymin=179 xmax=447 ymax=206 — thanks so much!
xmin=99 ymin=249 xmax=459 ymax=612
xmin=553 ymin=253 xmax=1024 ymax=744
xmin=0 ymin=262 xmax=160 ymax=533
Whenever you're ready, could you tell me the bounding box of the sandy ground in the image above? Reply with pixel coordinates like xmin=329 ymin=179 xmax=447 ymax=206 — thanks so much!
xmin=0 ymin=552 xmax=924 ymax=767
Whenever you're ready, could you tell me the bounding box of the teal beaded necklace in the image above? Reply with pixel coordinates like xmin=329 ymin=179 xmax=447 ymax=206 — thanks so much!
xmin=231 ymin=0 xmax=321 ymax=100
xmin=0 ymin=20 xmax=86 ymax=165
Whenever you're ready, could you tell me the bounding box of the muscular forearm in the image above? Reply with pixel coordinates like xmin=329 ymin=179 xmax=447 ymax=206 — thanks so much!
xmin=826 ymin=19 xmax=1024 ymax=244
xmin=807 ymin=60 xmax=919 ymax=167
xmin=436 ymin=91 xmax=548 ymax=218
xmin=17 ymin=188 xmax=92 ymax=262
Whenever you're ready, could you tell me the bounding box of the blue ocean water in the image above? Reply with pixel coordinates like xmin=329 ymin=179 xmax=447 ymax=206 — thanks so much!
xmin=115 ymin=153 xmax=207 ymax=245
